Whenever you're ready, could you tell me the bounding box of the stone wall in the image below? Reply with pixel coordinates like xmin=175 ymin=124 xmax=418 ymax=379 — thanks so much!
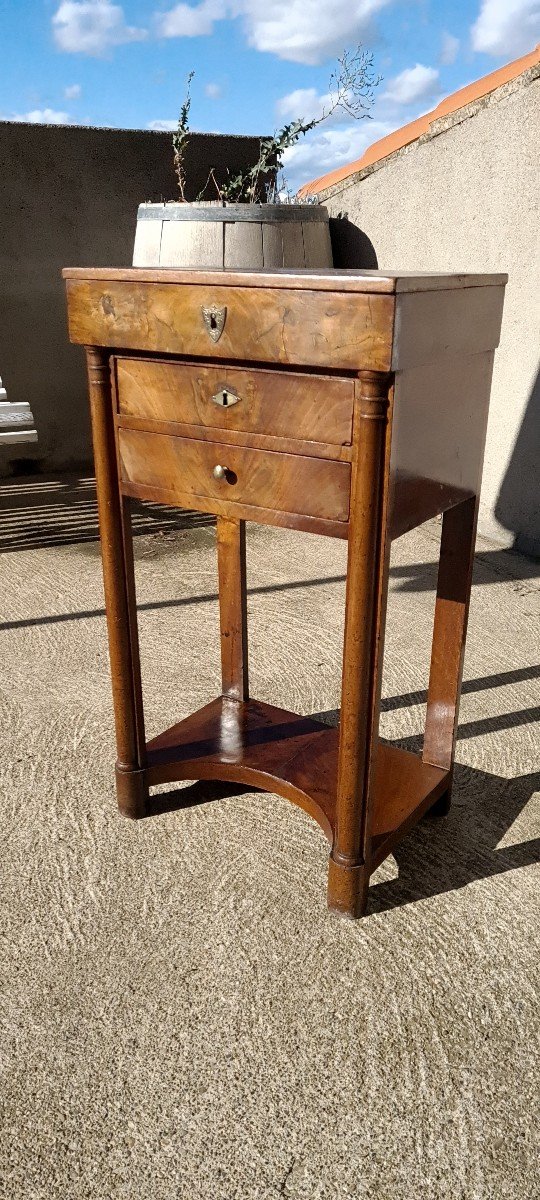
xmin=323 ymin=66 xmax=540 ymax=555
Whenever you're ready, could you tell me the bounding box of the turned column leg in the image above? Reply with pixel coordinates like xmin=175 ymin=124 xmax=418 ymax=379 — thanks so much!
xmin=423 ymin=495 xmax=479 ymax=814
xmin=328 ymin=371 xmax=392 ymax=918
xmin=216 ymin=516 xmax=249 ymax=700
xmin=85 ymin=346 xmax=148 ymax=818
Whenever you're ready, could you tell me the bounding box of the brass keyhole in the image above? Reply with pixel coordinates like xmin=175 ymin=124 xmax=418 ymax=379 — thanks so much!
xmin=210 ymin=386 xmax=240 ymax=409
xmin=202 ymin=304 xmax=227 ymax=343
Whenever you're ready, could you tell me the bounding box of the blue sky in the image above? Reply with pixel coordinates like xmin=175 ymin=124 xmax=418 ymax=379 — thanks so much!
xmin=1 ymin=0 xmax=538 ymax=190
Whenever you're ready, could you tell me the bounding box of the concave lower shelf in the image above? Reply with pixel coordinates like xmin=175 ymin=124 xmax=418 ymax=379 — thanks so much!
xmin=146 ymin=696 xmax=449 ymax=867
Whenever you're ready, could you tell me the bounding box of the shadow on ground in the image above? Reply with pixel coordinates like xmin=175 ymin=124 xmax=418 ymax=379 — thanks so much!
xmin=137 ymin=661 xmax=540 ymax=917
xmin=0 ymin=474 xmax=214 ymax=552
xmin=366 ymin=758 xmax=540 ymax=914
xmin=2 ymin=472 xmax=538 ymax=918
xmin=138 ymin=755 xmax=540 ymax=917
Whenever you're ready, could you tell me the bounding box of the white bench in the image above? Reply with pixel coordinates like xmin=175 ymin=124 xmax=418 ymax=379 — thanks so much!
xmin=0 ymin=376 xmax=37 ymax=444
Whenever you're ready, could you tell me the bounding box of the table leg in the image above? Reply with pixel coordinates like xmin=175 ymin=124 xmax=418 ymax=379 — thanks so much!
xmin=85 ymin=347 xmax=147 ymax=818
xmin=328 ymin=371 xmax=392 ymax=918
xmin=216 ymin=516 xmax=249 ymax=700
xmin=423 ymin=494 xmax=479 ymax=811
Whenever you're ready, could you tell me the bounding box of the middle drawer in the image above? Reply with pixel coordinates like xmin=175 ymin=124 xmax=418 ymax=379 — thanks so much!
xmin=115 ymin=357 xmax=354 ymax=448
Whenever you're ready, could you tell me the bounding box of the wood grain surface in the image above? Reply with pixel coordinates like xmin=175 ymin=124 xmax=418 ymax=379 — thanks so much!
xmin=66 ymin=279 xmax=394 ymax=370
xmin=392 ymin=286 xmax=505 ymax=369
xmin=117 ymin=427 xmax=351 ymax=523
xmin=63 ymin=265 xmax=508 ymax=293
xmin=115 ymin=357 xmax=354 ymax=447
xmin=144 ymin=696 xmax=449 ymax=850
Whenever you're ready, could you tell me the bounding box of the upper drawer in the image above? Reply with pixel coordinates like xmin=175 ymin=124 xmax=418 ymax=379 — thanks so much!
xmin=65 ymin=279 xmax=393 ymax=372
xmin=115 ymin=357 xmax=354 ymax=448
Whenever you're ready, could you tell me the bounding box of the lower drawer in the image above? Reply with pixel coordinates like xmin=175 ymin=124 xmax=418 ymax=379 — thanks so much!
xmin=118 ymin=428 xmax=351 ymax=523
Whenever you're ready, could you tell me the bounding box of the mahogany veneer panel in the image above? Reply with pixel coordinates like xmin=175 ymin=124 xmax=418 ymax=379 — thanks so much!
xmin=116 ymin=415 xmax=354 ymax=464
xmin=146 ymin=697 xmax=449 ymax=850
xmin=392 ymin=286 xmax=506 ymax=369
xmin=115 ymin=357 xmax=354 ymax=447
xmin=148 ymin=697 xmax=337 ymax=839
xmin=65 ymin=280 xmax=394 ymax=371
xmin=118 ymin=428 xmax=351 ymax=523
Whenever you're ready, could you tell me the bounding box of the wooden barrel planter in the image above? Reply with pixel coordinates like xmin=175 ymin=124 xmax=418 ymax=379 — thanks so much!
xmin=133 ymin=202 xmax=333 ymax=270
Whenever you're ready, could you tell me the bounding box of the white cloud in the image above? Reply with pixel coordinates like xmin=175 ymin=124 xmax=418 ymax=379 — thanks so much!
xmin=471 ymin=0 xmax=540 ymax=57
xmin=64 ymin=83 xmax=82 ymax=98
xmin=276 ymin=86 xmax=356 ymax=127
xmin=53 ymin=2 xmax=147 ymax=57
xmin=155 ymin=0 xmax=392 ymax=64
xmin=205 ymin=81 xmax=223 ymax=98
xmin=440 ymin=31 xmax=459 ymax=65
xmin=237 ymin=0 xmax=391 ymax=64
xmin=281 ymin=119 xmax=394 ymax=192
xmin=382 ymin=63 xmax=440 ymax=105
xmin=276 ymin=88 xmax=325 ymax=123
xmin=155 ymin=0 xmax=225 ymax=37
xmin=9 ymin=108 xmax=70 ymax=124
xmin=147 ymin=118 xmax=177 ymax=130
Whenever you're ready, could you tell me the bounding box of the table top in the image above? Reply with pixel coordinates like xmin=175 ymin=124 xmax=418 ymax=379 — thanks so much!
xmin=62 ymin=266 xmax=508 ymax=295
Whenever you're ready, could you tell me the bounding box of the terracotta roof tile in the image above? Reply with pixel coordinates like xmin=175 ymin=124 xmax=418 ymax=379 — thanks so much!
xmin=299 ymin=43 xmax=540 ymax=197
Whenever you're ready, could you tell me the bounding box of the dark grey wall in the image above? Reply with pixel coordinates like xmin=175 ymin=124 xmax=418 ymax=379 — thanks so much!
xmin=0 ymin=121 xmax=263 ymax=475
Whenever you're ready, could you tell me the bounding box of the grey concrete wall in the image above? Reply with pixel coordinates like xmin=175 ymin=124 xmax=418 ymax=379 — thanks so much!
xmin=0 ymin=122 xmax=263 ymax=476
xmin=324 ymin=67 xmax=540 ymax=556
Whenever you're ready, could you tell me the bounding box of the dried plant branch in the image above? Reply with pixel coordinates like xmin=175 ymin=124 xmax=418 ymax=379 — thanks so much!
xmin=173 ymin=48 xmax=381 ymax=204
xmin=195 ymin=166 xmax=223 ymax=203
xmin=172 ymin=70 xmax=194 ymax=202
xmin=325 ymin=47 xmax=382 ymax=122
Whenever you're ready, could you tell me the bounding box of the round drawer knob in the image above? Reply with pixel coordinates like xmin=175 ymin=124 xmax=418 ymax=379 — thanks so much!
xmin=213 ymin=464 xmax=228 ymax=480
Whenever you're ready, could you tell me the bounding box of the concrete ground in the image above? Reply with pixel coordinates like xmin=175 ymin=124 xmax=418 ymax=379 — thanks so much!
xmin=1 ymin=475 xmax=539 ymax=1200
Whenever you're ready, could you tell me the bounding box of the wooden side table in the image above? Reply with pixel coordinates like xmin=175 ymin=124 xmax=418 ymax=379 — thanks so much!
xmin=64 ymin=266 xmax=506 ymax=918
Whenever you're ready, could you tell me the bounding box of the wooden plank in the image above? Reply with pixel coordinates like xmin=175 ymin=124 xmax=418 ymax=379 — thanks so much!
xmin=281 ymin=222 xmax=305 ymax=268
xmin=132 ymin=218 xmax=162 ymax=267
xmin=63 ymin=266 xmax=508 ymax=294
xmin=262 ymin=223 xmax=284 ymax=268
xmin=160 ymin=219 xmax=223 ymax=268
xmin=120 ymin=478 xmax=349 ymax=539
xmin=301 ymin=220 xmax=333 ymax=267
xmin=66 ymin=280 xmax=394 ymax=371
xmin=370 ymin=749 xmax=449 ymax=868
xmin=393 ymin=271 xmax=508 ymax=292
xmin=142 ymin=696 xmax=449 ymax=857
xmin=224 ymin=221 xmax=263 ymax=268
xmin=115 ymin=413 xmax=354 ymax=463
xmin=145 ymin=696 xmax=338 ymax=842
xmin=0 ymin=376 xmax=37 ymax=444
xmin=0 ymin=429 xmax=38 ymax=444
xmin=389 ymin=350 xmax=495 ymax=534
xmin=0 ymin=401 xmax=35 ymax=431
